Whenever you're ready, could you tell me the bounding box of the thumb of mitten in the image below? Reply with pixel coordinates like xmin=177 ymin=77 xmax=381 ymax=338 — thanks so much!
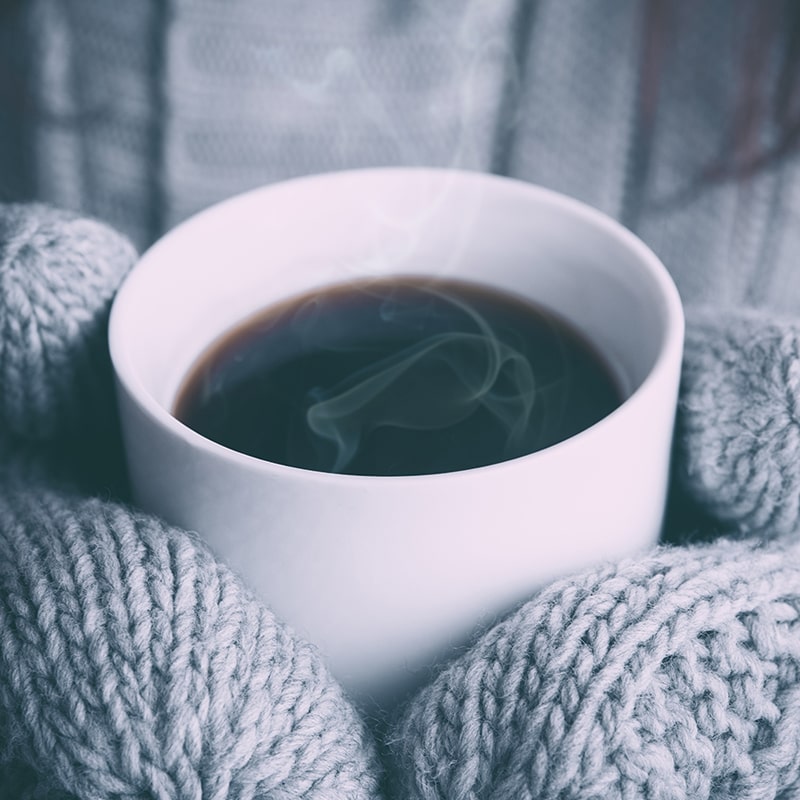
xmin=0 ymin=484 xmax=383 ymax=799
xmin=676 ymin=307 xmax=800 ymax=539
xmin=0 ymin=203 xmax=137 ymax=491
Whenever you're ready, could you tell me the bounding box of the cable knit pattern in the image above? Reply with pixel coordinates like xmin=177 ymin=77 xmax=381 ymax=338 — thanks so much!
xmin=0 ymin=203 xmax=135 ymax=441
xmin=678 ymin=309 xmax=800 ymax=539
xmin=0 ymin=486 xmax=383 ymax=800
xmin=389 ymin=537 xmax=800 ymax=800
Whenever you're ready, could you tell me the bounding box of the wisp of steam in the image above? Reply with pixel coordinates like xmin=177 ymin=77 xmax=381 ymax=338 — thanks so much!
xmin=304 ymin=284 xmax=543 ymax=473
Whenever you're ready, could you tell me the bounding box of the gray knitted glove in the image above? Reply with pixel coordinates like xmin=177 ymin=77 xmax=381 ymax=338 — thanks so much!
xmin=388 ymin=307 xmax=800 ymax=799
xmin=0 ymin=204 xmax=383 ymax=800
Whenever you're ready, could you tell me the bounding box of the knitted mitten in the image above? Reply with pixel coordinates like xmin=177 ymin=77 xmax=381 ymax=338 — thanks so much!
xmin=389 ymin=535 xmax=800 ymax=799
xmin=6 ymin=199 xmax=800 ymax=800
xmin=389 ymin=307 xmax=800 ymax=799
xmin=0 ymin=486 xmax=383 ymax=800
xmin=677 ymin=307 xmax=800 ymax=539
xmin=0 ymin=203 xmax=135 ymax=495
xmin=0 ymin=204 xmax=383 ymax=799
xmin=0 ymin=204 xmax=132 ymax=441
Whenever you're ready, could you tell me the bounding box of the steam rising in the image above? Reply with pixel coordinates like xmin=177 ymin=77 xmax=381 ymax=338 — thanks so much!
xmin=173 ymin=275 xmax=623 ymax=477
xmin=304 ymin=285 xmax=545 ymax=473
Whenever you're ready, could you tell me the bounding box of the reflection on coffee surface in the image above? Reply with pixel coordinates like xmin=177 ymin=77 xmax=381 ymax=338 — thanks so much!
xmin=173 ymin=277 xmax=622 ymax=475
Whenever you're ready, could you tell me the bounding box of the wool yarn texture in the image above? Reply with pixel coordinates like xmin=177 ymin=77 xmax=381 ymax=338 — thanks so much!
xmin=389 ymin=535 xmax=800 ymax=800
xmin=0 ymin=485 xmax=383 ymax=800
xmin=0 ymin=203 xmax=383 ymax=798
xmin=0 ymin=203 xmax=137 ymax=495
xmin=6 ymin=201 xmax=800 ymax=799
xmin=0 ymin=203 xmax=135 ymax=442
xmin=678 ymin=308 xmax=800 ymax=539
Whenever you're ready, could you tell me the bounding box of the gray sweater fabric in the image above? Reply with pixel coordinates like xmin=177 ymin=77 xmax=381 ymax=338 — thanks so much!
xmin=2 ymin=2 xmax=800 ymax=798
xmin=4 ymin=1 xmax=800 ymax=315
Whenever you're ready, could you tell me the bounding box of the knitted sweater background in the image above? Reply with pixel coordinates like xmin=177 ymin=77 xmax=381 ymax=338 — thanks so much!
xmin=3 ymin=1 xmax=800 ymax=315
xmin=2 ymin=2 xmax=800 ymax=799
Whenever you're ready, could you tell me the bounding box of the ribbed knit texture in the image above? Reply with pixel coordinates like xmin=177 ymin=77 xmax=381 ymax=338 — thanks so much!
xmin=387 ymin=303 xmax=800 ymax=798
xmin=0 ymin=203 xmax=135 ymax=441
xmin=678 ymin=309 xmax=800 ymax=539
xmin=389 ymin=536 xmax=800 ymax=800
xmin=0 ymin=203 xmax=384 ymax=798
xmin=0 ymin=486 xmax=382 ymax=800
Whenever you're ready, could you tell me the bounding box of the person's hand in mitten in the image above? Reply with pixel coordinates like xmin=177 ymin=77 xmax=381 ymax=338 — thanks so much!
xmin=0 ymin=204 xmax=384 ymax=800
xmin=0 ymin=203 xmax=134 ymax=494
xmin=388 ymin=307 xmax=800 ymax=800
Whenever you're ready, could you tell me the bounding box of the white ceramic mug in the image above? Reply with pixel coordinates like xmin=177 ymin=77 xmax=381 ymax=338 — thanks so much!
xmin=109 ymin=168 xmax=684 ymax=706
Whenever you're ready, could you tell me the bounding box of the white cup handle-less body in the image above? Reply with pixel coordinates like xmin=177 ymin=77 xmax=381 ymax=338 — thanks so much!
xmin=110 ymin=169 xmax=684 ymax=704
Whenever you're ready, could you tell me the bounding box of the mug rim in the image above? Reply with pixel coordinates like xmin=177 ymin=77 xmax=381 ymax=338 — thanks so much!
xmin=109 ymin=167 xmax=685 ymax=484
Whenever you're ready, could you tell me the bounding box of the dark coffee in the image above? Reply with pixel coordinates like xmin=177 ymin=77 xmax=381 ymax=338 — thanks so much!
xmin=174 ymin=277 xmax=622 ymax=476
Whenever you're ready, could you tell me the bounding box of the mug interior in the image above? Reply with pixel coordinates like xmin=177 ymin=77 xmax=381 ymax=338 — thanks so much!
xmin=110 ymin=169 xmax=679 ymax=440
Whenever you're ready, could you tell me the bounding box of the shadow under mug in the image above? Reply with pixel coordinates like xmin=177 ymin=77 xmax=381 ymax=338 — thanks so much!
xmin=109 ymin=168 xmax=684 ymax=708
